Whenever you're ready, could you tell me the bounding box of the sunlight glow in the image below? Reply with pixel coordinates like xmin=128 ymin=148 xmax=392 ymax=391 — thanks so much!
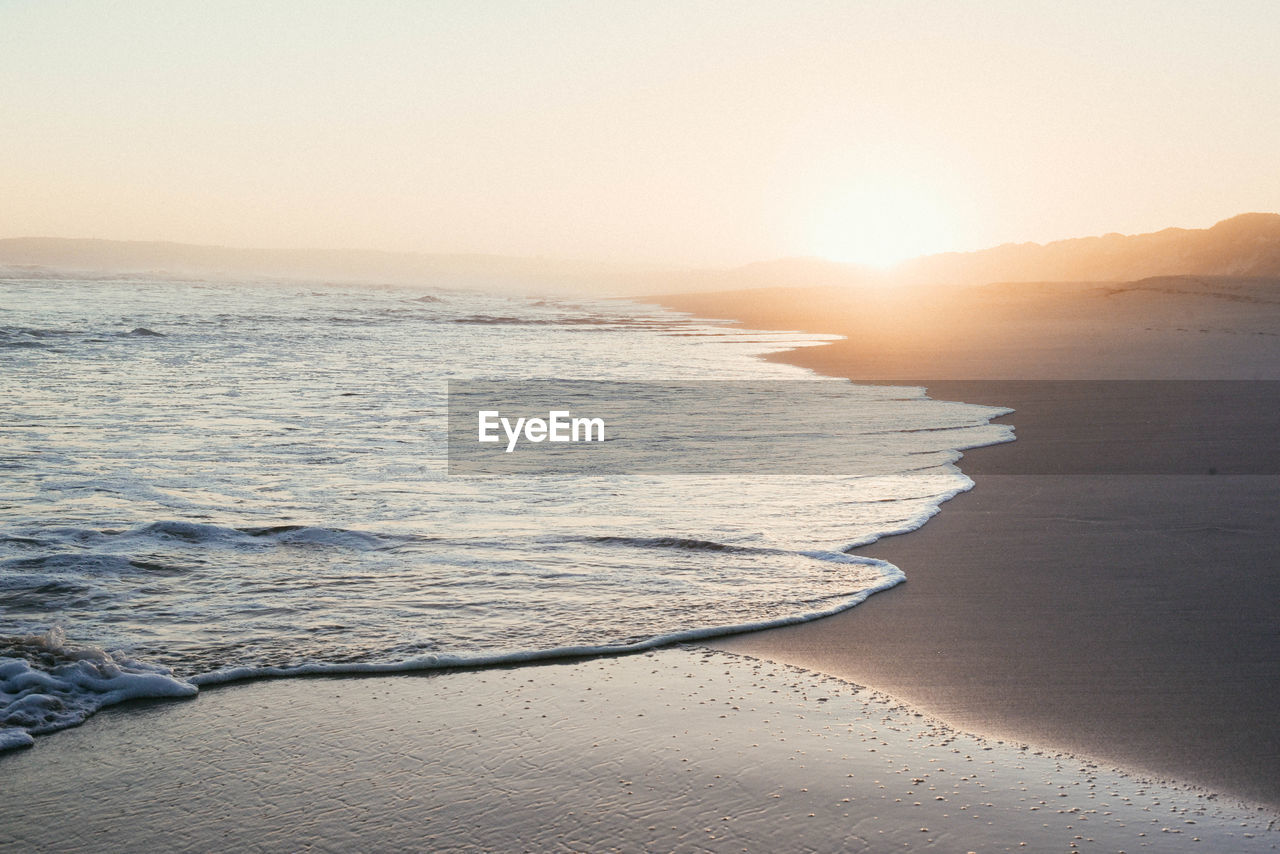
xmin=809 ymin=180 xmax=955 ymax=269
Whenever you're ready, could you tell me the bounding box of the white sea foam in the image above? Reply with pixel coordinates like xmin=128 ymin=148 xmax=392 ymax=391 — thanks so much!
xmin=0 ymin=629 xmax=195 ymax=750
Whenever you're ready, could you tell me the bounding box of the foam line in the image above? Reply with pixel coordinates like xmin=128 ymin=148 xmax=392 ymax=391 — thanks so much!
xmin=191 ymin=556 xmax=906 ymax=686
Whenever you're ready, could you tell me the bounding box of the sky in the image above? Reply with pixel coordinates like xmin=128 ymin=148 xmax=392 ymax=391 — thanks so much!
xmin=2 ymin=0 xmax=1278 ymax=268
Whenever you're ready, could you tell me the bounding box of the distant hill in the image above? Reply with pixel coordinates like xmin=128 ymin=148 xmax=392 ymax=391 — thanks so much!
xmin=897 ymin=212 xmax=1280 ymax=286
xmin=4 ymin=213 xmax=1279 ymax=294
xmin=624 ymin=213 xmax=1280 ymax=294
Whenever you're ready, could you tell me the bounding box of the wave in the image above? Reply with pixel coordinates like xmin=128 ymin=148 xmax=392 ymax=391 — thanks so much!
xmin=12 ymin=521 xmax=419 ymax=553
xmin=0 ymin=325 xmax=167 ymax=348
xmin=187 ymin=551 xmax=904 ymax=684
xmin=0 ymin=553 xmax=186 ymax=576
xmin=0 ymin=326 xmax=79 ymax=349
xmin=0 ymin=535 xmax=48 ymax=548
xmin=577 ymin=535 xmax=775 ymax=554
xmin=450 ymin=314 xmax=697 ymax=328
xmin=0 ymin=628 xmax=196 ymax=752
xmin=0 ymin=470 xmax=981 ymax=750
xmin=0 ymin=326 xmax=81 ymax=339
xmin=0 ymin=549 xmax=905 ymax=751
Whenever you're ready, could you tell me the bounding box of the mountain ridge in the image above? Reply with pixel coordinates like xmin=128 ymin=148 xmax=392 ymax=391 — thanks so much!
xmin=3 ymin=213 xmax=1278 ymax=294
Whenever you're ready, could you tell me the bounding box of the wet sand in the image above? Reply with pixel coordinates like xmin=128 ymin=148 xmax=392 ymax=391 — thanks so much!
xmin=654 ymin=278 xmax=1280 ymax=809
xmin=2 ymin=649 xmax=1274 ymax=852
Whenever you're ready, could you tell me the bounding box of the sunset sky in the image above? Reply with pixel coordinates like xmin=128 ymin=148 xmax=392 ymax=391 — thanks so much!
xmin=2 ymin=1 xmax=1278 ymax=268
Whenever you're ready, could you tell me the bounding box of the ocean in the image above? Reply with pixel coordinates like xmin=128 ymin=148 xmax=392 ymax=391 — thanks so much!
xmin=0 ymin=275 xmax=1012 ymax=749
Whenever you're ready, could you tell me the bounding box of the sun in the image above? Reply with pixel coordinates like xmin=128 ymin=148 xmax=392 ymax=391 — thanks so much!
xmin=808 ymin=179 xmax=954 ymax=270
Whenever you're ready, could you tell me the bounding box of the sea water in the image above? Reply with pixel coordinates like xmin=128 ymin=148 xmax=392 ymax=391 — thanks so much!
xmin=0 ymin=275 xmax=1012 ymax=747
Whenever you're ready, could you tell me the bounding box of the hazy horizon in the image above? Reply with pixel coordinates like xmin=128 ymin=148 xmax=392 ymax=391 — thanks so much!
xmin=4 ymin=1 xmax=1279 ymax=269
xmin=2 ymin=209 xmax=1277 ymax=271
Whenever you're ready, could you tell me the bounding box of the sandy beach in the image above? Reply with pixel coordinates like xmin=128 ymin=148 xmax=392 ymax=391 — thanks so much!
xmin=3 ymin=276 xmax=1278 ymax=853
xmin=6 ymin=2 xmax=1280 ymax=849
xmin=3 ymin=649 xmax=1275 ymax=852
xmin=656 ymin=278 xmax=1280 ymax=810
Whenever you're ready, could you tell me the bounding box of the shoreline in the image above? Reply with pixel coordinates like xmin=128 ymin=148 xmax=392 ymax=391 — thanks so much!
xmin=3 ymin=278 xmax=1278 ymax=850
xmin=653 ymin=281 xmax=1280 ymax=810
